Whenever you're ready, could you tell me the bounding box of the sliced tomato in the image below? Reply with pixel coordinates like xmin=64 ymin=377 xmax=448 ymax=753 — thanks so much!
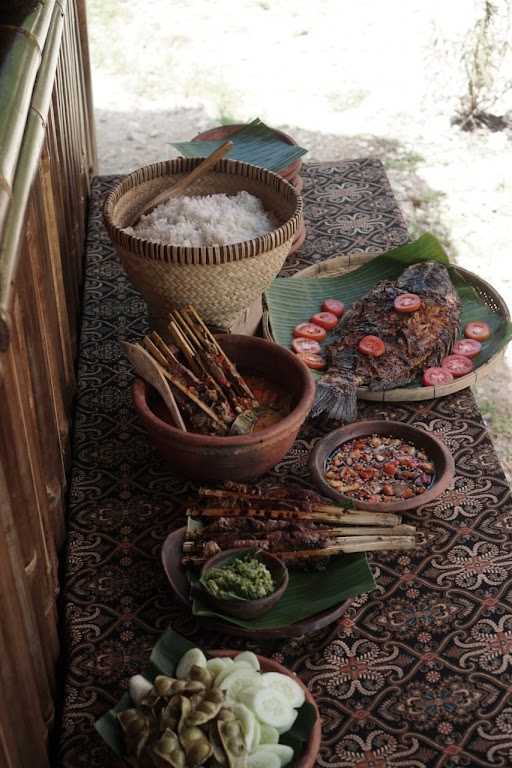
xmin=394 ymin=293 xmax=421 ymax=313
xmin=291 ymin=338 xmax=321 ymax=355
xmin=464 ymin=321 xmax=491 ymax=341
xmin=442 ymin=354 xmax=474 ymax=378
xmin=422 ymin=367 xmax=454 ymax=386
xmin=293 ymin=322 xmax=327 ymax=342
xmin=452 ymin=339 xmax=482 ymax=359
xmin=321 ymin=298 xmax=345 ymax=317
xmin=358 ymin=335 xmax=385 ymax=357
xmin=311 ymin=311 xmax=339 ymax=331
xmin=297 ymin=352 xmax=326 ymax=370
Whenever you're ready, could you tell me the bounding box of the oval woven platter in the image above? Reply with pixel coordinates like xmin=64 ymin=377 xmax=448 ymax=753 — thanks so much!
xmin=263 ymin=254 xmax=510 ymax=402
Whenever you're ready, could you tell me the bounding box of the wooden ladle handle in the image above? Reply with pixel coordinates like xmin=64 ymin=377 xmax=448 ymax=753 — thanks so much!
xmin=139 ymin=140 xmax=234 ymax=218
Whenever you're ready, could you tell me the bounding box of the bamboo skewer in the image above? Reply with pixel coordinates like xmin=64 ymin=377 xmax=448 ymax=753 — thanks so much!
xmin=182 ymin=528 xmax=416 ymax=553
xmin=278 ymin=536 xmax=416 ymax=558
xmin=187 ymin=506 xmax=402 ymax=527
xmin=182 ymin=535 xmax=416 ymax=565
xmin=187 ymin=305 xmax=256 ymax=401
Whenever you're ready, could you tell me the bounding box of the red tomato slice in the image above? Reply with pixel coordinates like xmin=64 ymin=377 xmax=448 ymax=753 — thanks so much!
xmin=442 ymin=354 xmax=474 ymax=378
xmin=293 ymin=322 xmax=327 ymax=342
xmin=452 ymin=339 xmax=482 ymax=359
xmin=321 ymin=298 xmax=345 ymax=317
xmin=422 ymin=367 xmax=454 ymax=386
xmin=358 ymin=335 xmax=385 ymax=357
xmin=464 ymin=321 xmax=491 ymax=341
xmin=297 ymin=352 xmax=326 ymax=370
xmin=291 ymin=338 xmax=321 ymax=355
xmin=311 ymin=311 xmax=338 ymax=331
xmin=394 ymin=292 xmax=421 ymax=313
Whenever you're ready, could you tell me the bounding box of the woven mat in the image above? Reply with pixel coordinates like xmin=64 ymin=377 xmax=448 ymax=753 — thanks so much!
xmin=56 ymin=161 xmax=512 ymax=768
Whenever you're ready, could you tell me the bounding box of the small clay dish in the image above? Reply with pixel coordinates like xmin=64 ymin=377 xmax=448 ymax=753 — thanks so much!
xmin=310 ymin=419 xmax=455 ymax=513
xmin=197 ymin=548 xmax=289 ymax=620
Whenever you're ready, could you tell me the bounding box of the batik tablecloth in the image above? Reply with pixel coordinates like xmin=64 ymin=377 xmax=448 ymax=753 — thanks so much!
xmin=56 ymin=161 xmax=512 ymax=768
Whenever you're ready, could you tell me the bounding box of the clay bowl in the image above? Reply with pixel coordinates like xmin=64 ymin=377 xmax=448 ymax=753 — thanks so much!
xmin=192 ymin=123 xmax=303 ymax=180
xmin=133 ymin=334 xmax=315 ymax=482
xmin=198 ymin=548 xmax=289 ymax=620
xmin=211 ymin=650 xmax=321 ymax=768
xmin=310 ymin=420 xmax=455 ymax=513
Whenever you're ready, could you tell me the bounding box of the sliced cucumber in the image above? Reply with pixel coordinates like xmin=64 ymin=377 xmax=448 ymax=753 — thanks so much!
xmin=251 ymin=718 xmax=261 ymax=753
xmin=248 ymin=751 xmax=281 ymax=768
xmin=240 ymin=687 xmax=295 ymax=730
xmin=219 ymin=669 xmax=262 ymax=701
xmin=255 ymin=744 xmax=294 ymax=766
xmin=234 ymin=651 xmax=260 ymax=671
xmin=276 ymin=707 xmax=298 ymax=735
xmin=258 ymin=723 xmax=279 ymax=745
xmin=128 ymin=674 xmax=152 ymax=705
xmin=214 ymin=659 xmax=253 ymax=688
xmin=260 ymin=672 xmax=305 ymax=708
xmin=231 ymin=702 xmax=257 ymax=751
xmin=176 ymin=648 xmax=207 ymax=679
xmin=206 ymin=657 xmax=230 ymax=677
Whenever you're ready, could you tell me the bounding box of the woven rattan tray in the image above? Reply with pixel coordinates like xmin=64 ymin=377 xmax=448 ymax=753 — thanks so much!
xmin=263 ymin=253 xmax=510 ymax=402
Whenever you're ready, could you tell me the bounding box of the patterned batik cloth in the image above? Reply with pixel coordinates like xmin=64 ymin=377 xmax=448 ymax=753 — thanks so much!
xmin=56 ymin=161 xmax=512 ymax=768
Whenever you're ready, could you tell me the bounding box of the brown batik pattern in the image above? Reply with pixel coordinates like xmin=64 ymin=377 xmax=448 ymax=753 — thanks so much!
xmin=55 ymin=161 xmax=512 ymax=768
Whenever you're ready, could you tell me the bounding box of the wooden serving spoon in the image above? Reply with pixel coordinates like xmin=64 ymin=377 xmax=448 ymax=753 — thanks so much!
xmin=139 ymin=140 xmax=234 ymax=218
xmin=122 ymin=341 xmax=187 ymax=431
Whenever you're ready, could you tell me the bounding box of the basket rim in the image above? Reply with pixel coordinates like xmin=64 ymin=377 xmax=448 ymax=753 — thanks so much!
xmin=103 ymin=157 xmax=303 ymax=267
xmin=263 ymin=259 xmax=510 ymax=402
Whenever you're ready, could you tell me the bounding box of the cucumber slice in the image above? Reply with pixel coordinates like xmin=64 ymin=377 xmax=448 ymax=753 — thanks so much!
xmin=176 ymin=648 xmax=207 ymax=679
xmin=206 ymin=657 xmax=230 ymax=677
xmin=128 ymin=674 xmax=152 ymax=705
xmin=219 ymin=669 xmax=262 ymax=701
xmin=248 ymin=751 xmax=281 ymax=768
xmin=255 ymin=744 xmax=294 ymax=766
xmin=258 ymin=723 xmax=279 ymax=745
xmin=260 ymin=672 xmax=305 ymax=708
xmin=241 ymin=687 xmax=295 ymax=730
xmin=214 ymin=659 xmax=253 ymax=688
xmin=276 ymin=707 xmax=298 ymax=735
xmin=235 ymin=651 xmax=260 ymax=671
xmin=251 ymin=718 xmax=261 ymax=752
xmin=231 ymin=702 xmax=257 ymax=751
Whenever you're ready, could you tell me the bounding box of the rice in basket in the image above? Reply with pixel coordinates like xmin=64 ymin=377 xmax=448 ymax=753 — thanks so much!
xmin=125 ymin=191 xmax=275 ymax=247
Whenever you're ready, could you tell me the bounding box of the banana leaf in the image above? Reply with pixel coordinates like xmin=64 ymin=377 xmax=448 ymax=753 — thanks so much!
xmin=192 ymin=551 xmax=374 ymax=628
xmin=172 ymin=117 xmax=307 ymax=172
xmin=95 ymin=628 xmax=317 ymax=765
xmin=265 ymin=233 xmax=512 ymax=382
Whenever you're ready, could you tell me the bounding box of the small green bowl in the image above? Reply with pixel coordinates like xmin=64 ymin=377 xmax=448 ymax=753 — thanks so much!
xmin=198 ymin=548 xmax=289 ymax=620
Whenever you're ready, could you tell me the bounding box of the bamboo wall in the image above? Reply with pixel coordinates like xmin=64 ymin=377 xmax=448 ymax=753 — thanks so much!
xmin=0 ymin=1 xmax=95 ymax=766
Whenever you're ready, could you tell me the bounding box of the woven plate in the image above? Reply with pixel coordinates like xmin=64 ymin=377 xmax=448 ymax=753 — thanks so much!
xmin=263 ymin=253 xmax=511 ymax=402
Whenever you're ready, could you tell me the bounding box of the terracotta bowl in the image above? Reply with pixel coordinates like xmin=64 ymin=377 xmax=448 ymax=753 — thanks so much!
xmin=198 ymin=548 xmax=289 ymax=619
xmin=192 ymin=123 xmax=303 ymax=180
xmin=211 ymin=650 xmax=321 ymax=768
xmin=133 ymin=334 xmax=315 ymax=481
xmin=310 ymin=419 xmax=455 ymax=513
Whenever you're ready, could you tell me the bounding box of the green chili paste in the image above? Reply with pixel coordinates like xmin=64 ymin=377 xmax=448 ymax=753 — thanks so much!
xmin=204 ymin=555 xmax=274 ymax=600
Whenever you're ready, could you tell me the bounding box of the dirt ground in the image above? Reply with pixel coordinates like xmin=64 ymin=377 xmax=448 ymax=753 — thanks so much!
xmin=87 ymin=0 xmax=512 ymax=480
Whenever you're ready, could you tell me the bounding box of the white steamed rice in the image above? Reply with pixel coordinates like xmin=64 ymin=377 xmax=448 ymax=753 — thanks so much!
xmin=125 ymin=191 xmax=275 ymax=246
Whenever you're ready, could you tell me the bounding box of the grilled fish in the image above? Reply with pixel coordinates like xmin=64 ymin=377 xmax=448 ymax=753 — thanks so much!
xmin=311 ymin=261 xmax=460 ymax=422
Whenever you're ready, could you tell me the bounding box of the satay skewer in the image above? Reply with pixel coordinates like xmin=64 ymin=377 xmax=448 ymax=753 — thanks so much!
xmin=187 ymin=305 xmax=256 ymax=401
xmin=186 ymin=506 xmax=402 ymax=527
xmin=182 ymin=535 xmax=416 ymax=565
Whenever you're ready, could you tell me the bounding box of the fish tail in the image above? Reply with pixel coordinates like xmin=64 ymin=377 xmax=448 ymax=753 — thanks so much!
xmin=311 ymin=375 xmax=358 ymax=423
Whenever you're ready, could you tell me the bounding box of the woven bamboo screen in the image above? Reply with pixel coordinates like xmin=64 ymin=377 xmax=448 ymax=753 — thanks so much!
xmin=0 ymin=1 xmax=95 ymax=765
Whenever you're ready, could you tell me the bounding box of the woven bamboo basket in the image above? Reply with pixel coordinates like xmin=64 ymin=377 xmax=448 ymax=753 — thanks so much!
xmin=103 ymin=158 xmax=303 ymax=334
xmin=263 ymin=252 xmax=511 ymax=402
